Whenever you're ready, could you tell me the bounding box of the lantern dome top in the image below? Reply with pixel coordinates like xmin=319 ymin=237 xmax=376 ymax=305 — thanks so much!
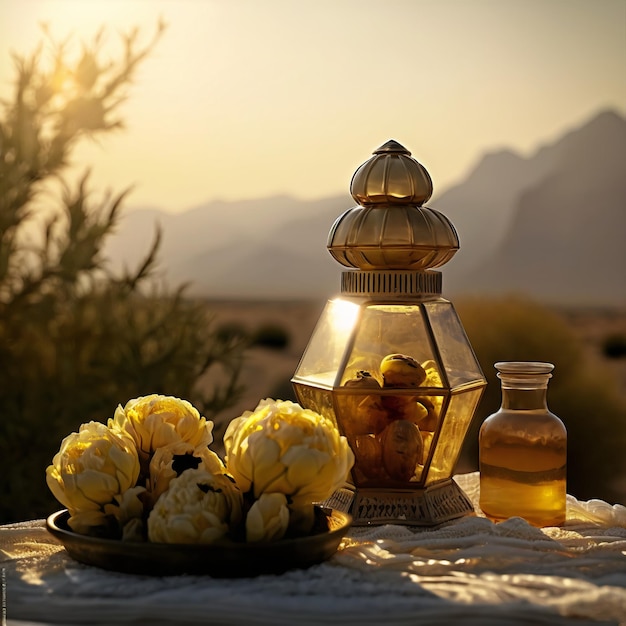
xmin=350 ymin=140 xmax=433 ymax=207
xmin=328 ymin=141 xmax=459 ymax=290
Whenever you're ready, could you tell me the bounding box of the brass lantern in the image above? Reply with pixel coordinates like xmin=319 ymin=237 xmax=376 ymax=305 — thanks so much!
xmin=291 ymin=140 xmax=487 ymax=526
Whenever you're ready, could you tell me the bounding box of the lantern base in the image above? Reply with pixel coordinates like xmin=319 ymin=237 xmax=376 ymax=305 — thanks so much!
xmin=320 ymin=479 xmax=474 ymax=526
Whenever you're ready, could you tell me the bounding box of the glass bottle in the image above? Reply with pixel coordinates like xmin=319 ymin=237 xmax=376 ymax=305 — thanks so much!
xmin=479 ymin=362 xmax=566 ymax=527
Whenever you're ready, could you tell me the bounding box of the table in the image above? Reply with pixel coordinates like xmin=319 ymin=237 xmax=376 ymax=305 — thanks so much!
xmin=2 ymin=473 xmax=625 ymax=625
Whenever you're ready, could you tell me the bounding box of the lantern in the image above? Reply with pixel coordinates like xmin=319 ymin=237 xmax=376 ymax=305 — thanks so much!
xmin=291 ymin=140 xmax=487 ymax=525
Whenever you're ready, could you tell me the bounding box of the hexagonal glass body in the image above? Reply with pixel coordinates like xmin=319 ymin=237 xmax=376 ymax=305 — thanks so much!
xmin=292 ymin=296 xmax=486 ymax=494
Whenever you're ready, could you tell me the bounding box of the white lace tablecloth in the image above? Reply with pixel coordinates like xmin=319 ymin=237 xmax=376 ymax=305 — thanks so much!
xmin=3 ymin=473 xmax=626 ymax=626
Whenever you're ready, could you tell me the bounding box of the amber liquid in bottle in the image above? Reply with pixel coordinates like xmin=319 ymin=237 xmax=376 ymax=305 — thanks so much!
xmin=479 ymin=362 xmax=566 ymax=527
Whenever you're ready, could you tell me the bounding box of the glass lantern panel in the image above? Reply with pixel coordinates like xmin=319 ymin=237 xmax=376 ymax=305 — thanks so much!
xmin=339 ymin=304 xmax=441 ymax=387
xmin=335 ymin=390 xmax=430 ymax=488
xmin=424 ymin=301 xmax=485 ymax=388
xmin=292 ymin=299 xmax=360 ymax=388
xmin=425 ymin=386 xmax=484 ymax=485
xmin=292 ymin=384 xmax=337 ymax=429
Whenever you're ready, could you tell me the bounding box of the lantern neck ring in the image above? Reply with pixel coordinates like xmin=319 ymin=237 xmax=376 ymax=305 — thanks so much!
xmin=340 ymin=269 xmax=442 ymax=298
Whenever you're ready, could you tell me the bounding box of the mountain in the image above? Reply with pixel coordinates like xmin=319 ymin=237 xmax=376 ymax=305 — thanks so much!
xmin=105 ymin=194 xmax=353 ymax=299
xmin=103 ymin=109 xmax=626 ymax=305
xmin=432 ymin=148 xmax=551 ymax=281
xmin=446 ymin=110 xmax=626 ymax=305
xmin=105 ymin=195 xmax=318 ymax=273
xmin=173 ymin=195 xmax=356 ymax=299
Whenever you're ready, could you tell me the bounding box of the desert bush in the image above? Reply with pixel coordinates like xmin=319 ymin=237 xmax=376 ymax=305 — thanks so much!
xmin=602 ymin=333 xmax=626 ymax=359
xmin=215 ymin=320 xmax=251 ymax=345
xmin=0 ymin=25 xmax=247 ymax=522
xmin=456 ymin=296 xmax=626 ymax=504
xmin=252 ymin=322 xmax=291 ymax=350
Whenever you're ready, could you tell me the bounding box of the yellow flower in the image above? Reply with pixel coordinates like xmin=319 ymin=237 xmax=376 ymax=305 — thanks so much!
xmin=147 ymin=468 xmax=243 ymax=544
xmin=147 ymin=441 xmax=226 ymax=506
xmin=103 ymin=486 xmax=147 ymax=541
xmin=109 ymin=395 xmax=213 ymax=474
xmin=45 ymin=421 xmax=140 ymax=532
xmin=224 ymin=399 xmax=354 ymax=511
xmin=245 ymin=493 xmax=290 ymax=543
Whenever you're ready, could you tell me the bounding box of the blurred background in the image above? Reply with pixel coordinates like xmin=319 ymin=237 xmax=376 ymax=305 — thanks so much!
xmin=1 ymin=0 xmax=625 ymax=522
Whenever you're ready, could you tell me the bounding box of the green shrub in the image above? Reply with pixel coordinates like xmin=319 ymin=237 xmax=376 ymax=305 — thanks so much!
xmin=602 ymin=333 xmax=626 ymax=359
xmin=456 ymin=296 xmax=626 ymax=504
xmin=252 ymin=322 xmax=290 ymax=350
xmin=0 ymin=25 xmax=247 ymax=522
xmin=215 ymin=320 xmax=251 ymax=345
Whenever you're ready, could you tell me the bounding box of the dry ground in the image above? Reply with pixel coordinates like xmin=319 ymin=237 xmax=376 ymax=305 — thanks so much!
xmin=201 ymin=299 xmax=626 ymax=502
xmin=203 ymin=299 xmax=626 ymax=416
xmin=199 ymin=299 xmax=327 ymax=446
xmin=557 ymin=306 xmax=626 ymax=398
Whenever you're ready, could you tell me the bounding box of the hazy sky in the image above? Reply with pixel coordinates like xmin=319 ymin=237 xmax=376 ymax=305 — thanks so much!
xmin=1 ymin=0 xmax=625 ymax=213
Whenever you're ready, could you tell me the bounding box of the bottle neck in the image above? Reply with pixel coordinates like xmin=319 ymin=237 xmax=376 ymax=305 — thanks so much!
xmin=495 ymin=363 xmax=554 ymax=412
xmin=500 ymin=386 xmax=548 ymax=411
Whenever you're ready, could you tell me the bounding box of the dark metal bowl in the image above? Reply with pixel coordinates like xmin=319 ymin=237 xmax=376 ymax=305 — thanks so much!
xmin=46 ymin=507 xmax=351 ymax=577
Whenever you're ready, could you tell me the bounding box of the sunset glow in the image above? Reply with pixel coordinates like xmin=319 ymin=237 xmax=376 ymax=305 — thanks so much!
xmin=1 ymin=0 xmax=625 ymax=213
